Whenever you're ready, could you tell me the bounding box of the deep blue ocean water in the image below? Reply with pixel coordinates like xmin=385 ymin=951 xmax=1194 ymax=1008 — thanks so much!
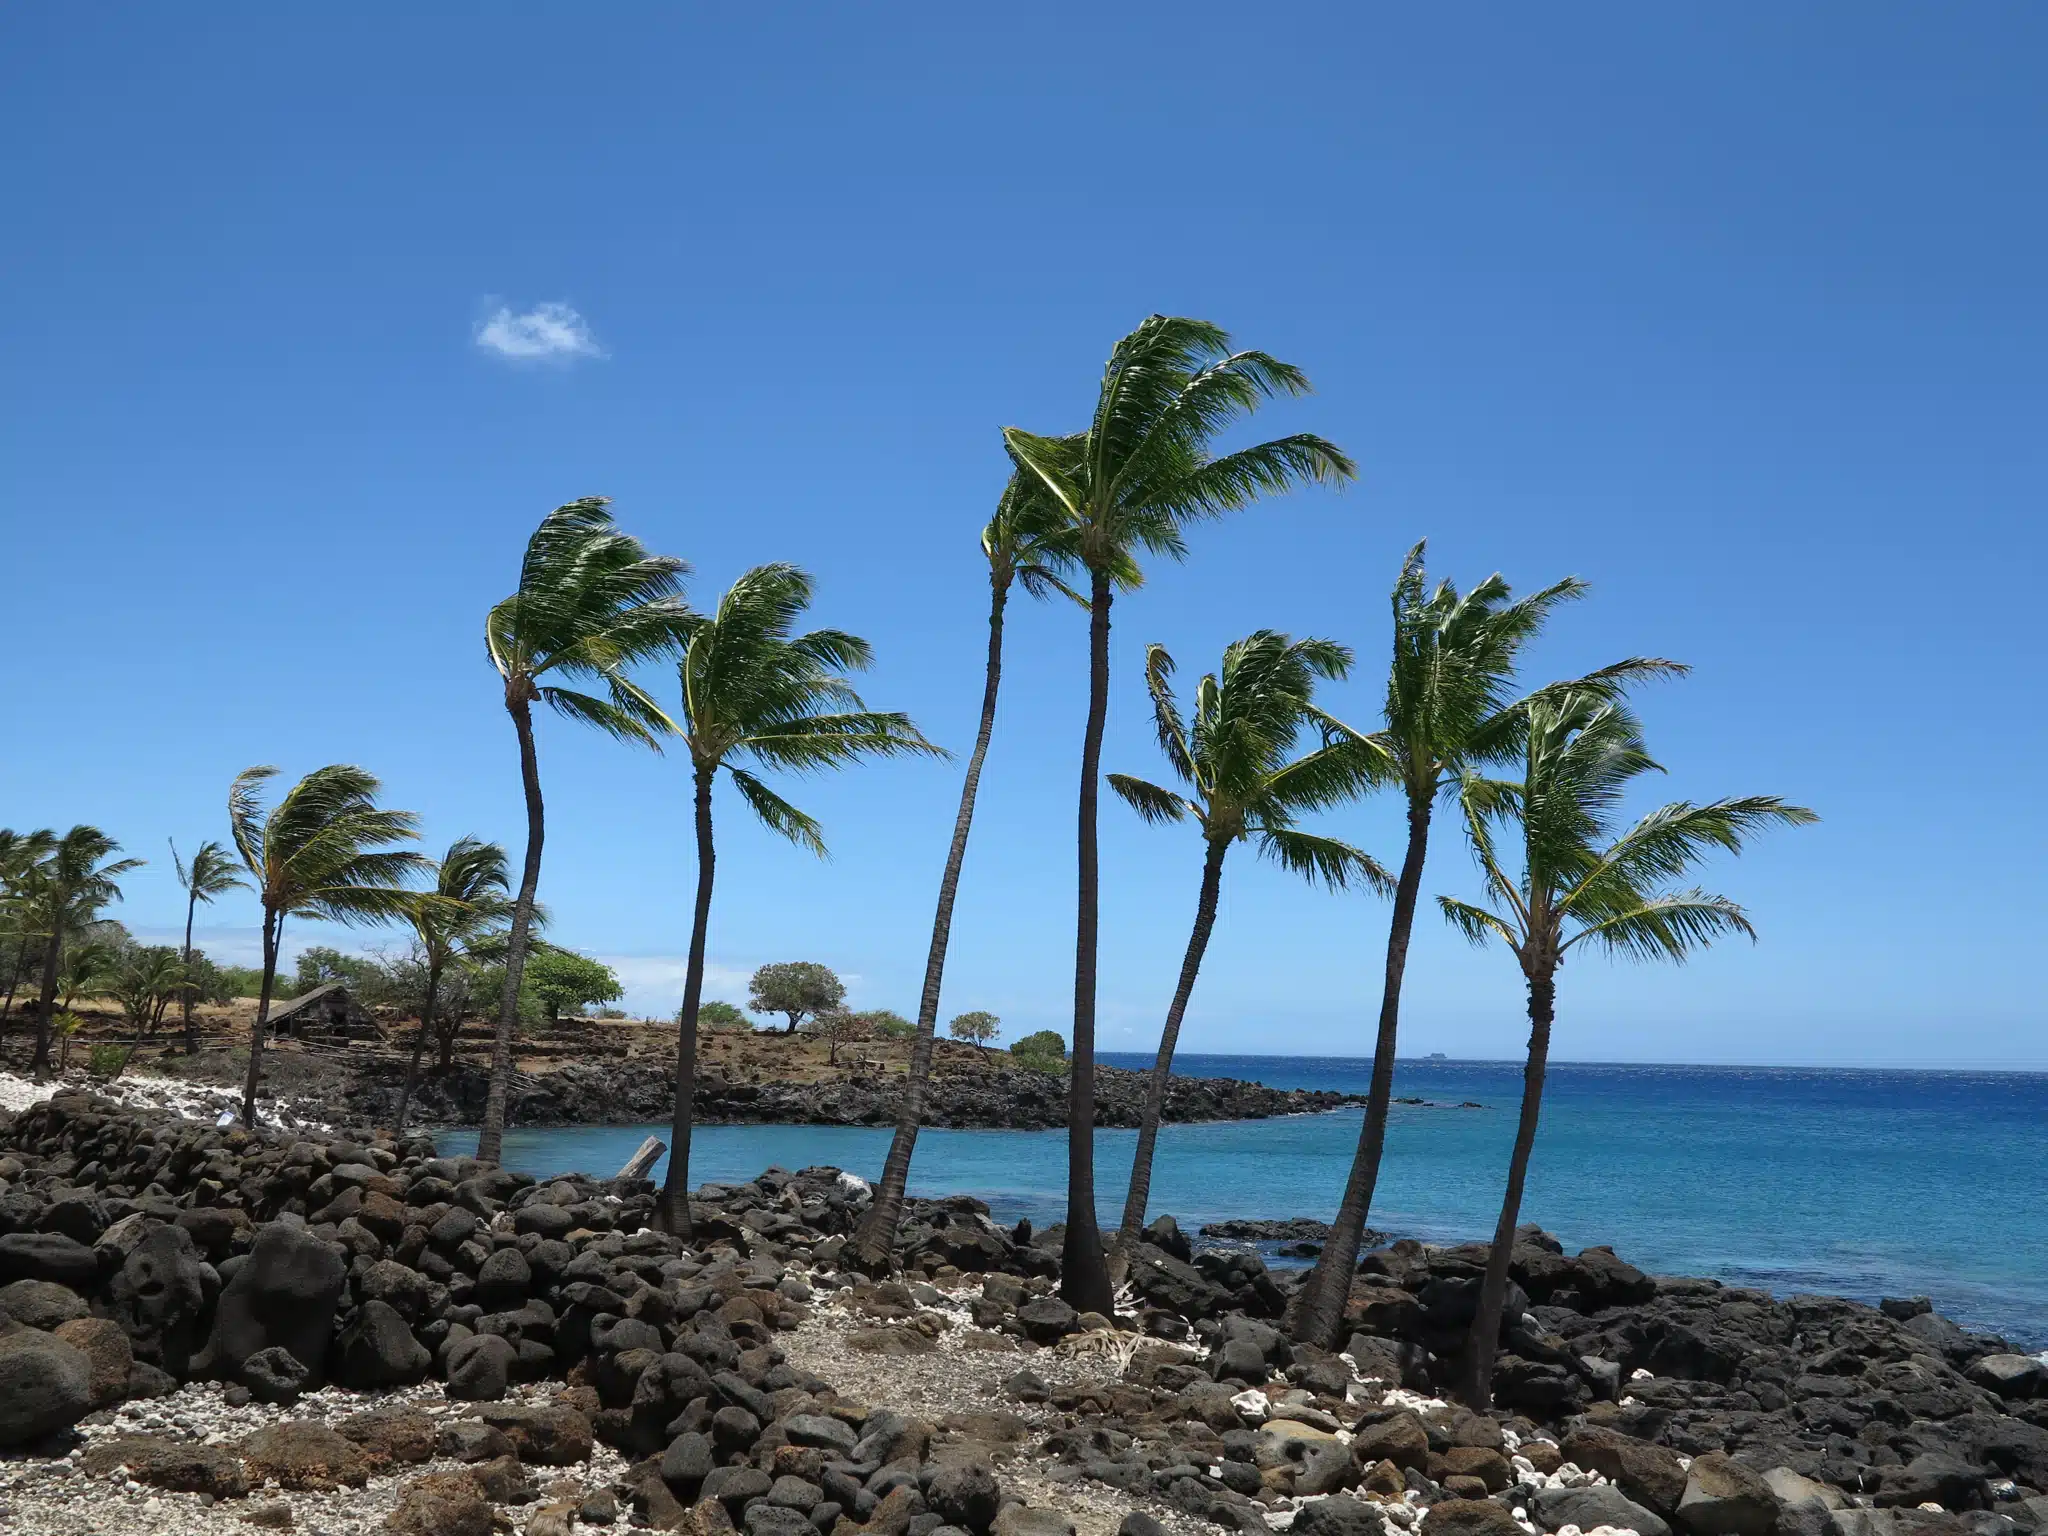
xmin=435 ymin=1055 xmax=2048 ymax=1348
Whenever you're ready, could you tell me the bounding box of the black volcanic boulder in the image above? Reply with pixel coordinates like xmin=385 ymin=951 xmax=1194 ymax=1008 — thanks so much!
xmin=0 ymin=1231 xmax=98 ymax=1288
xmin=109 ymin=1223 xmax=209 ymax=1376
xmin=195 ymin=1219 xmax=347 ymax=1387
xmin=0 ymin=1327 xmax=94 ymax=1445
xmin=334 ymin=1299 xmax=432 ymax=1387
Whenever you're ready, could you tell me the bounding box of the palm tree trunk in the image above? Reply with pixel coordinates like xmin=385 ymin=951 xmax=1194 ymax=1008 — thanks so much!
xmin=477 ymin=698 xmax=544 ymax=1166
xmin=28 ymin=931 xmax=63 ymax=1082
xmin=1 ymin=946 xmax=26 ymax=1038
xmin=240 ymin=909 xmax=282 ymax=1125
xmin=1062 ymin=567 xmax=1115 ymax=1316
xmin=180 ymin=889 xmax=200 ymax=1055
xmin=850 ymin=573 xmax=1012 ymax=1270
xmin=394 ymin=958 xmax=441 ymax=1136
xmin=659 ymin=763 xmax=718 ymax=1238
xmin=1290 ymin=794 xmax=1433 ymax=1345
xmin=1462 ymin=963 xmax=1555 ymax=1409
xmin=1111 ymin=835 xmax=1228 ymax=1276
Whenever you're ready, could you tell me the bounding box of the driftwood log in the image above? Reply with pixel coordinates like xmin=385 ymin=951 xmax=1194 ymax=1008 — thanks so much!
xmin=616 ymin=1135 xmax=665 ymax=1180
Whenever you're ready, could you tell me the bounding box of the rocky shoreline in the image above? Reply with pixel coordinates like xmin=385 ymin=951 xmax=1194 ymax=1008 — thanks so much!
xmin=0 ymin=1089 xmax=2044 ymax=1536
xmin=342 ymin=1057 xmax=1370 ymax=1133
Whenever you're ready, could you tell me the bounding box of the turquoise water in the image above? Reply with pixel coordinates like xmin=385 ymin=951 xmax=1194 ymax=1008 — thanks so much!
xmin=435 ymin=1055 xmax=2048 ymax=1348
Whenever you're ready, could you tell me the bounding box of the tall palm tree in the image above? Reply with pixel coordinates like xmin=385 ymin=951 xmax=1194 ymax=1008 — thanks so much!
xmin=847 ymin=473 xmax=1078 ymax=1270
xmin=476 ymin=498 xmax=693 ymax=1165
xmin=21 ymin=826 xmax=142 ymax=1079
xmin=171 ymin=839 xmax=247 ymax=1055
xmin=657 ymin=564 xmax=943 ymax=1237
xmin=393 ymin=837 xmax=519 ymax=1136
xmin=0 ymin=829 xmax=56 ymax=1029
xmin=1003 ymin=315 xmax=1355 ymax=1311
xmin=1289 ymin=547 xmax=1678 ymax=1346
xmin=1438 ymin=688 xmax=1815 ymax=1407
xmin=228 ymin=764 xmax=427 ymax=1125
xmin=1107 ymin=633 xmax=1390 ymax=1271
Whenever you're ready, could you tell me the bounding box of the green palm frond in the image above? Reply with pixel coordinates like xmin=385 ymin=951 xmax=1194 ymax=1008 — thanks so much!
xmin=172 ymin=839 xmax=247 ymax=904
xmin=1563 ymin=890 xmax=1759 ymax=962
xmin=229 ymin=763 xmax=428 ymax=927
xmin=1438 ymin=895 xmax=1520 ymax=949
xmin=1258 ymin=829 xmax=1395 ymax=894
xmin=1107 ymin=774 xmax=1192 ymax=826
xmin=726 ymin=767 xmax=828 ymax=856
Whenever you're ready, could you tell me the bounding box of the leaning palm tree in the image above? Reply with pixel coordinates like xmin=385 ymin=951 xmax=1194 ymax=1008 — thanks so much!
xmin=657 ymin=564 xmax=943 ymax=1237
xmin=228 ymin=764 xmax=427 ymax=1125
xmin=476 ymin=498 xmax=693 ymax=1165
xmin=1439 ymin=688 xmax=1815 ymax=1408
xmin=1003 ymin=315 xmax=1355 ymax=1311
xmin=171 ymin=839 xmax=247 ymax=1055
xmin=392 ymin=838 xmax=520 ymax=1136
xmin=847 ymin=473 xmax=1079 ymax=1270
xmin=20 ymin=826 xmax=142 ymax=1079
xmin=1107 ymin=633 xmax=1391 ymax=1272
xmin=0 ymin=828 xmax=57 ymax=1029
xmin=1289 ymin=547 xmax=1680 ymax=1346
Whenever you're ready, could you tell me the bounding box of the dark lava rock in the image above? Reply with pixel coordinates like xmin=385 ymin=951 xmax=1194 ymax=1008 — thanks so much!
xmin=196 ymin=1220 xmax=347 ymax=1387
xmin=0 ymin=1328 xmax=92 ymax=1444
xmin=446 ymin=1332 xmax=515 ymax=1401
xmin=0 ymin=1278 xmax=88 ymax=1330
xmin=333 ymin=1298 xmax=431 ymax=1387
xmin=242 ymin=1345 xmax=312 ymax=1405
xmin=1534 ymin=1484 xmax=1673 ymax=1536
xmin=0 ymin=1231 xmax=98 ymax=1287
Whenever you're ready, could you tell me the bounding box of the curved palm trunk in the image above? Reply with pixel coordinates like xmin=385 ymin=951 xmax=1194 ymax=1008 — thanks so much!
xmin=850 ymin=574 xmax=1012 ymax=1270
xmin=28 ymin=933 xmax=63 ymax=1082
xmin=477 ymin=700 xmax=544 ymax=1166
xmin=1111 ymin=836 xmax=1228 ymax=1276
xmin=1 ymin=947 xmax=27 ymax=1036
xmin=180 ymin=889 xmax=201 ymax=1055
xmin=1062 ymin=568 xmax=1115 ymax=1316
xmin=393 ymin=958 xmax=442 ymax=1136
xmin=1290 ymin=795 xmax=1432 ymax=1345
xmin=659 ymin=764 xmax=718 ymax=1237
xmin=239 ymin=909 xmax=282 ymax=1124
xmin=1462 ymin=964 xmax=1555 ymax=1409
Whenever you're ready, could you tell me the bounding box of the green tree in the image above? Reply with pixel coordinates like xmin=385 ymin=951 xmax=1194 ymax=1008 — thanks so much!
xmin=19 ymin=826 xmax=142 ymax=1079
xmin=1106 ymin=632 xmax=1389 ymax=1272
xmin=747 ymin=961 xmax=844 ymax=1033
xmin=477 ymin=497 xmax=693 ymax=1166
xmin=525 ymin=946 xmax=621 ymax=1021
xmin=293 ymin=945 xmax=388 ymax=995
xmin=110 ymin=945 xmax=188 ymax=1037
xmin=1002 ymin=315 xmax=1354 ymax=1312
xmin=695 ymin=999 xmax=749 ymax=1032
xmin=228 ymin=764 xmax=426 ymax=1125
xmin=170 ymin=838 xmax=246 ymax=1055
xmin=58 ymin=939 xmax=120 ymax=1012
xmin=803 ymin=1006 xmax=864 ymax=1065
xmin=1438 ymin=687 xmax=1814 ymax=1407
xmin=0 ymin=829 xmax=56 ymax=1026
xmin=659 ymin=565 xmax=942 ymax=1235
xmin=857 ymin=1009 xmax=916 ymax=1039
xmin=947 ymin=1010 xmax=999 ymax=1048
xmin=1009 ymin=1030 xmax=1067 ymax=1073
xmin=1288 ymin=547 xmax=1678 ymax=1347
xmin=394 ymin=837 xmax=518 ymax=1135
xmin=850 ymin=471 xmax=1079 ymax=1271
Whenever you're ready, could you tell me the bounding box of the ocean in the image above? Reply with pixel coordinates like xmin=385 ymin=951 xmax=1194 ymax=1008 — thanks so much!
xmin=433 ymin=1054 xmax=2048 ymax=1349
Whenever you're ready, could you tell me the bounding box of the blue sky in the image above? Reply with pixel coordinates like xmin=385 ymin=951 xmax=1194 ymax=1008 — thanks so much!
xmin=3 ymin=6 xmax=2043 ymax=1067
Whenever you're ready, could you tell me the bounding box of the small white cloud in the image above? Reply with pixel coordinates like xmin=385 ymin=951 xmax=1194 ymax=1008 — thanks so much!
xmin=475 ymin=301 xmax=604 ymax=361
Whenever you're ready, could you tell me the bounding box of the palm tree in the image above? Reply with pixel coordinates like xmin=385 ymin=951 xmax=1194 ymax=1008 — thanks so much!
xmin=392 ymin=838 xmax=518 ymax=1136
xmin=476 ymin=497 xmax=693 ymax=1166
xmin=1290 ymin=546 xmax=1678 ymax=1346
xmin=228 ymin=764 xmax=427 ymax=1125
xmin=657 ymin=564 xmax=943 ymax=1237
xmin=1107 ymin=633 xmax=1390 ymax=1272
xmin=20 ymin=826 xmax=142 ymax=1079
xmin=847 ymin=473 xmax=1078 ymax=1270
xmin=0 ymin=829 xmax=56 ymax=1029
xmin=171 ymin=839 xmax=247 ymax=1055
xmin=1003 ymin=315 xmax=1354 ymax=1311
xmin=1438 ymin=688 xmax=1815 ymax=1407
xmin=58 ymin=937 xmax=119 ymax=1013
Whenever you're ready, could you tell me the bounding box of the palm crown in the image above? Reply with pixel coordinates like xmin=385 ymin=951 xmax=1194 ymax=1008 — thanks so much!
xmin=1440 ymin=690 xmax=1819 ymax=967
xmin=410 ymin=837 xmax=519 ymax=966
xmin=675 ymin=563 xmax=945 ymax=853
xmin=486 ymin=497 xmax=694 ymax=743
xmin=1002 ymin=316 xmax=1354 ymax=578
xmin=1109 ymin=632 xmax=1390 ymax=891
xmin=21 ymin=825 xmax=142 ymax=941
xmin=173 ymin=838 xmax=247 ymax=908
xmin=229 ymin=765 xmax=428 ymax=927
xmin=983 ymin=469 xmax=1082 ymax=602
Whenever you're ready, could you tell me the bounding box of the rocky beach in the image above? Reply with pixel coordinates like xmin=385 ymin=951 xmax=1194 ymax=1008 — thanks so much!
xmin=0 ymin=1079 xmax=2043 ymax=1536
